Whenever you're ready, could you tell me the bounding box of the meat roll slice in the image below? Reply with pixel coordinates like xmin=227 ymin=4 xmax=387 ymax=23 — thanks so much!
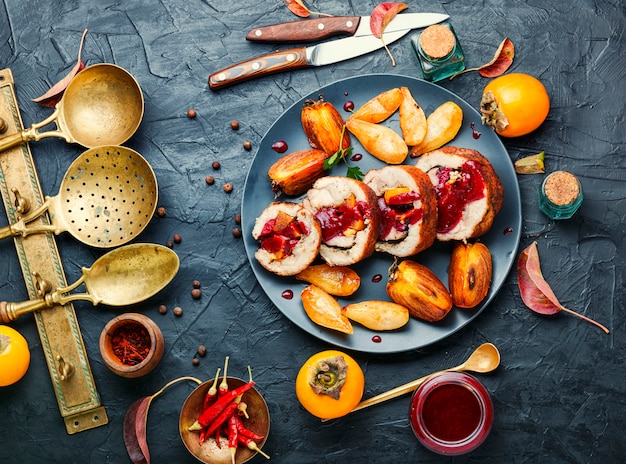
xmin=252 ymin=202 xmax=321 ymax=276
xmin=363 ymin=165 xmax=437 ymax=257
xmin=302 ymin=176 xmax=380 ymax=266
xmin=414 ymin=146 xmax=504 ymax=241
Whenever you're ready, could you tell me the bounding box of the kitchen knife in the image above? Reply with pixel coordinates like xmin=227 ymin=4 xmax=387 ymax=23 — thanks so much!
xmin=246 ymin=12 xmax=449 ymax=43
xmin=209 ymin=29 xmax=408 ymax=90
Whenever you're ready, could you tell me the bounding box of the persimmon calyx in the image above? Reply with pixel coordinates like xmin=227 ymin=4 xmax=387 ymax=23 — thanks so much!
xmin=480 ymin=90 xmax=509 ymax=132
xmin=308 ymin=355 xmax=348 ymax=400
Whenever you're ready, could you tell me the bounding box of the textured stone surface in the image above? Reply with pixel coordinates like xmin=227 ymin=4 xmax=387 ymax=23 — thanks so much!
xmin=0 ymin=1 xmax=624 ymax=463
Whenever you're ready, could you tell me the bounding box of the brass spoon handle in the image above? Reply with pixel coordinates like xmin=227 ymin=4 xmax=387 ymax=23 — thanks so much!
xmin=350 ymin=368 xmax=454 ymax=414
xmin=0 ymin=299 xmax=50 ymax=323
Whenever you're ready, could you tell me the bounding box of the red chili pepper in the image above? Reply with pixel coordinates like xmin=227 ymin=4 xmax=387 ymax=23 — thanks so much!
xmin=201 ymin=400 xmax=238 ymax=443
xmin=202 ymin=368 xmax=222 ymax=411
xmin=237 ymin=435 xmax=270 ymax=460
xmin=227 ymin=414 xmax=238 ymax=464
xmin=196 ymin=381 xmax=255 ymax=428
xmin=234 ymin=414 xmax=265 ymax=442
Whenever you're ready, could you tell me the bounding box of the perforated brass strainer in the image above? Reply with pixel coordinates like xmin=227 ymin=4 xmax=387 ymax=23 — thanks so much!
xmin=0 ymin=145 xmax=158 ymax=247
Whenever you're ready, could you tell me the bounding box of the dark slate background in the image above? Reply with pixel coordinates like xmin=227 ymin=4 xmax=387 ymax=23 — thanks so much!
xmin=1 ymin=1 xmax=624 ymax=463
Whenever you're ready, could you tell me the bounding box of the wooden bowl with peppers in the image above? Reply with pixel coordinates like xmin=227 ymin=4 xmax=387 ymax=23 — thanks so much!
xmin=179 ymin=375 xmax=270 ymax=464
xmin=99 ymin=313 xmax=164 ymax=378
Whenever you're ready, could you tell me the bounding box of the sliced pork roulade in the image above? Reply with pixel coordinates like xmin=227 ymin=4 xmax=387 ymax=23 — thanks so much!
xmin=302 ymin=176 xmax=380 ymax=266
xmin=363 ymin=165 xmax=437 ymax=257
xmin=252 ymin=202 xmax=321 ymax=276
xmin=414 ymin=146 xmax=504 ymax=242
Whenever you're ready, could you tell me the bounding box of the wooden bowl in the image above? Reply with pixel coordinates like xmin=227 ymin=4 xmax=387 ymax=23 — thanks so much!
xmin=99 ymin=313 xmax=164 ymax=378
xmin=180 ymin=377 xmax=270 ymax=464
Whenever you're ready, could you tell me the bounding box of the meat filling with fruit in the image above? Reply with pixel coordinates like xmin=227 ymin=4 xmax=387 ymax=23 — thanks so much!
xmin=377 ymin=187 xmax=425 ymax=241
xmin=313 ymin=194 xmax=371 ymax=249
xmin=257 ymin=211 xmax=310 ymax=260
xmin=431 ymin=160 xmax=486 ymax=234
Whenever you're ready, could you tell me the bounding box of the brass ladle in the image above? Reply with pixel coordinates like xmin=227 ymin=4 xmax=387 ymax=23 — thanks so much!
xmin=0 ymin=145 xmax=157 ymax=248
xmin=0 ymin=63 xmax=143 ymax=152
xmin=0 ymin=243 xmax=179 ymax=323
xmin=326 ymin=343 xmax=501 ymax=420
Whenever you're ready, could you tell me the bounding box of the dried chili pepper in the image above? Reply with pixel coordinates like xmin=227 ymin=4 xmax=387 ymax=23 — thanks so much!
xmin=111 ymin=323 xmax=151 ymax=365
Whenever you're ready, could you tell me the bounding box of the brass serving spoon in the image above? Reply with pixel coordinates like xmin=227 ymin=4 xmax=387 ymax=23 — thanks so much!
xmin=0 ymin=243 xmax=179 ymax=323
xmin=0 ymin=63 xmax=143 ymax=152
xmin=325 ymin=343 xmax=500 ymax=420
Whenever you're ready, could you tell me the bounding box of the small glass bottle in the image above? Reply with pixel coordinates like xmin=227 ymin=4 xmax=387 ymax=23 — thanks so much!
xmin=538 ymin=171 xmax=583 ymax=219
xmin=411 ymin=23 xmax=465 ymax=82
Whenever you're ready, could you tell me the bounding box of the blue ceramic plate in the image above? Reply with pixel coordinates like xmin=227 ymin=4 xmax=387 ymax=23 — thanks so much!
xmin=242 ymin=74 xmax=521 ymax=354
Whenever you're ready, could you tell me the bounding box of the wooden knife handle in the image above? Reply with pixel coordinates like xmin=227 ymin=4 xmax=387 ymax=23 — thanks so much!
xmin=246 ymin=16 xmax=361 ymax=43
xmin=209 ymin=48 xmax=309 ymax=90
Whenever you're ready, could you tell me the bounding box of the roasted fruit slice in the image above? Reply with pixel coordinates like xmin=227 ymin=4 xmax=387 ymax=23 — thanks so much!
xmin=295 ymin=263 xmax=361 ymax=297
xmin=345 ymin=117 xmax=408 ymax=164
xmin=252 ymin=202 xmax=321 ymax=276
xmin=343 ymin=300 xmax=409 ymax=331
xmin=301 ymin=284 xmax=354 ymax=334
xmin=399 ymin=86 xmax=427 ymax=147
xmin=350 ymin=87 xmax=403 ymax=123
xmin=449 ymin=242 xmax=492 ymax=308
xmin=301 ymin=98 xmax=350 ymax=156
xmin=409 ymin=101 xmax=463 ymax=157
xmin=268 ymin=149 xmax=328 ymax=196
xmin=386 ymin=260 xmax=452 ymax=322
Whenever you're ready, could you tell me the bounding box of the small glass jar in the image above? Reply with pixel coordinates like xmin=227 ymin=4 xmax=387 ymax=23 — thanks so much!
xmin=409 ymin=372 xmax=493 ymax=455
xmin=411 ymin=23 xmax=465 ymax=82
xmin=538 ymin=171 xmax=583 ymax=219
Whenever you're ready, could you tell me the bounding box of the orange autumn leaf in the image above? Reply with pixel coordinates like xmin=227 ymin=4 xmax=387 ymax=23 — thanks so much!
xmin=32 ymin=29 xmax=88 ymax=107
xmin=369 ymin=2 xmax=408 ymax=66
xmin=451 ymin=37 xmax=515 ymax=79
xmin=285 ymin=0 xmax=331 ymax=18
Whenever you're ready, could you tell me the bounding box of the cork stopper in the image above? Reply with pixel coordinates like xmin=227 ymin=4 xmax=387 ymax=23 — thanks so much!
xmin=544 ymin=171 xmax=580 ymax=205
xmin=419 ymin=24 xmax=455 ymax=59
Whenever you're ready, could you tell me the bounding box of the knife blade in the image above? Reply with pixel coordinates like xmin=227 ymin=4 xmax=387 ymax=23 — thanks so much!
xmin=209 ymin=29 xmax=408 ymax=91
xmin=246 ymin=12 xmax=449 ymax=43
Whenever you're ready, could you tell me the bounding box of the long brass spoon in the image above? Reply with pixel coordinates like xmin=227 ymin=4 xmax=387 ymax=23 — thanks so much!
xmin=0 ymin=243 xmax=179 ymax=323
xmin=326 ymin=343 xmax=500 ymax=420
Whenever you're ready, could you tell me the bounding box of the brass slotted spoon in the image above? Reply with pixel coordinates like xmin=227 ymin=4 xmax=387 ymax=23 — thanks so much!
xmin=0 ymin=243 xmax=179 ymax=323
xmin=0 ymin=145 xmax=158 ymax=248
xmin=0 ymin=63 xmax=144 ymax=152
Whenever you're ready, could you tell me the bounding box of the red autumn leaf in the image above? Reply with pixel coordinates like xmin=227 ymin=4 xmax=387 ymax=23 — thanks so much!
xmin=284 ymin=0 xmax=331 ymax=18
xmin=369 ymin=2 xmax=408 ymax=38
xmin=369 ymin=2 xmax=408 ymax=66
xmin=517 ymin=241 xmax=609 ymax=333
xmin=124 ymin=396 xmax=152 ymax=464
xmin=478 ymin=37 xmax=515 ymax=77
xmin=450 ymin=37 xmax=514 ymax=79
xmin=32 ymin=28 xmax=88 ymax=107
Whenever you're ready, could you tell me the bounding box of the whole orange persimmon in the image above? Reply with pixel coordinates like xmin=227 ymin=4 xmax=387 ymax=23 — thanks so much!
xmin=480 ymin=73 xmax=550 ymax=138
xmin=295 ymin=350 xmax=364 ymax=419
xmin=0 ymin=325 xmax=31 ymax=387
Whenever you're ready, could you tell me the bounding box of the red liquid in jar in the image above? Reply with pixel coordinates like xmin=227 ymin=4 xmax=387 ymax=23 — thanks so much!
xmin=421 ymin=383 xmax=482 ymax=442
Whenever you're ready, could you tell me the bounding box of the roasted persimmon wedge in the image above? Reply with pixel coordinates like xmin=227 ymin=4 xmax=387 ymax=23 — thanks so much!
xmin=350 ymin=87 xmax=403 ymax=123
xmin=301 ymin=285 xmax=354 ymax=334
xmin=295 ymin=263 xmax=361 ymax=297
xmin=399 ymin=86 xmax=428 ymax=147
xmin=410 ymin=101 xmax=463 ymax=157
xmin=346 ymin=117 xmax=408 ymax=164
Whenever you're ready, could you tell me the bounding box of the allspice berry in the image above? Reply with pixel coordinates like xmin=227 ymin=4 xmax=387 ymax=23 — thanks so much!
xmin=173 ymin=306 xmax=183 ymax=317
xmin=232 ymin=227 xmax=242 ymax=238
xmin=234 ymin=213 xmax=241 ymax=225
xmin=173 ymin=234 xmax=182 ymax=244
xmin=191 ymin=288 xmax=202 ymax=299
xmin=223 ymin=183 xmax=233 ymax=193
xmin=212 ymin=161 xmax=221 ymax=170
xmin=197 ymin=345 xmax=207 ymax=357
xmin=158 ymin=304 xmax=167 ymax=314
xmin=205 ymin=175 xmax=215 ymax=185
xmin=187 ymin=109 xmax=197 ymax=119
xmin=230 ymin=120 xmax=240 ymax=130
xmin=192 ymin=280 xmax=201 ymax=289
xmin=192 ymin=357 xmax=200 ymax=366
xmin=156 ymin=206 xmax=167 ymax=217
xmin=243 ymin=141 xmax=252 ymax=151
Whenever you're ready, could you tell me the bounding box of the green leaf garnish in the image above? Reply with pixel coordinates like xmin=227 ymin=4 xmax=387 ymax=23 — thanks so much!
xmin=323 ymin=125 xmax=362 ymax=179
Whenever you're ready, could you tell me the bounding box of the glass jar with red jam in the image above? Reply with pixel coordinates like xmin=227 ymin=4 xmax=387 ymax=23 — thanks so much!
xmin=409 ymin=372 xmax=493 ymax=455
